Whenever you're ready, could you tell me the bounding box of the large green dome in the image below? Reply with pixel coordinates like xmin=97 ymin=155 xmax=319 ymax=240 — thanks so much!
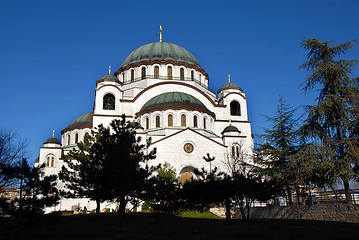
xmin=138 ymin=92 xmax=211 ymax=115
xmin=120 ymin=42 xmax=201 ymax=69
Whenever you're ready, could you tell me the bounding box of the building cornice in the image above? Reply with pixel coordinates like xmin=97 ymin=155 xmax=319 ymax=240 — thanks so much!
xmin=120 ymin=81 xmax=226 ymax=108
xmin=115 ymin=59 xmax=209 ymax=80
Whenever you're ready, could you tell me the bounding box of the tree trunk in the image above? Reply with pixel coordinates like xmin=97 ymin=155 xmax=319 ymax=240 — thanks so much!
xmin=286 ymin=185 xmax=293 ymax=205
xmin=96 ymin=200 xmax=101 ymax=216
xmin=343 ymin=179 xmax=353 ymax=204
xmin=224 ymin=198 xmax=231 ymax=220
xmin=295 ymin=186 xmax=300 ymax=205
xmin=18 ymin=176 xmax=23 ymax=218
xmin=246 ymin=204 xmax=250 ymax=221
xmin=117 ymin=195 xmax=127 ymax=225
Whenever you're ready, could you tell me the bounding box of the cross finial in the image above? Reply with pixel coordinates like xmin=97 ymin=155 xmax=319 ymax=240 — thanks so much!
xmin=228 ymin=74 xmax=231 ymax=83
xmin=52 ymin=130 xmax=55 ymax=138
xmin=264 ymin=137 xmax=267 ymax=145
xmin=229 ymin=118 xmax=232 ymax=126
xmin=159 ymin=25 xmax=163 ymax=42
xmin=109 ymin=66 xmax=111 ymax=75
xmin=132 ymin=114 xmax=136 ymax=122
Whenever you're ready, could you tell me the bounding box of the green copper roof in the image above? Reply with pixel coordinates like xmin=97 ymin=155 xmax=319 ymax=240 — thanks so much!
xmin=221 ymin=125 xmax=240 ymax=134
xmin=141 ymin=92 xmax=207 ymax=112
xmin=44 ymin=137 xmax=61 ymax=145
xmin=67 ymin=112 xmax=93 ymax=129
xmin=120 ymin=42 xmax=201 ymax=69
xmin=218 ymin=82 xmax=242 ymax=93
xmin=99 ymin=74 xmax=119 ymax=81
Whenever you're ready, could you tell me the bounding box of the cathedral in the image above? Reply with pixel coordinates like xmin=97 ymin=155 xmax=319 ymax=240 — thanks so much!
xmin=36 ymin=28 xmax=254 ymax=212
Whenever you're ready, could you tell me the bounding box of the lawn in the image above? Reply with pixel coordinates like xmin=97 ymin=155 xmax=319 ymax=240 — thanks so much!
xmin=1 ymin=212 xmax=359 ymax=240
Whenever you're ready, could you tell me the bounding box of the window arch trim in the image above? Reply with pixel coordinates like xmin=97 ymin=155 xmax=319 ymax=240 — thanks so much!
xmin=103 ymin=93 xmax=116 ymax=110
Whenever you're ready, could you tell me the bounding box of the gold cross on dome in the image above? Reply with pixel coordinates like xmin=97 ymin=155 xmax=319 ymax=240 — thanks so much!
xmin=228 ymin=74 xmax=231 ymax=83
xmin=229 ymin=118 xmax=232 ymax=126
xmin=109 ymin=66 xmax=111 ymax=75
xmin=132 ymin=114 xmax=136 ymax=122
xmin=52 ymin=130 xmax=55 ymax=138
xmin=159 ymin=25 xmax=163 ymax=42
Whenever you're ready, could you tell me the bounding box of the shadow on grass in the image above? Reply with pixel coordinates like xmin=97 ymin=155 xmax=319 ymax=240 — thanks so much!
xmin=1 ymin=212 xmax=359 ymax=240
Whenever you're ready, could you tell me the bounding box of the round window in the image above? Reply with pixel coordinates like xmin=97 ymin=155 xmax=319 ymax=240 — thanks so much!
xmin=183 ymin=143 xmax=194 ymax=153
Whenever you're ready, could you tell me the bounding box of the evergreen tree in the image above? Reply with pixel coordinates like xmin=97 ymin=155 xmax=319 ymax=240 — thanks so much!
xmin=60 ymin=115 xmax=157 ymax=217
xmin=299 ymin=38 xmax=359 ymax=203
xmin=257 ymin=96 xmax=300 ymax=205
xmin=59 ymin=130 xmax=109 ymax=215
xmin=18 ymin=160 xmax=60 ymax=216
xmin=101 ymin=116 xmax=157 ymax=219
xmin=1 ymin=159 xmax=59 ymax=217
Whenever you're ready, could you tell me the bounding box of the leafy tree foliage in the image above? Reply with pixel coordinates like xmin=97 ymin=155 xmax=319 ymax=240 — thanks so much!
xmin=299 ymin=38 xmax=359 ymax=203
xmin=223 ymin=147 xmax=280 ymax=220
xmin=142 ymin=162 xmax=180 ymax=213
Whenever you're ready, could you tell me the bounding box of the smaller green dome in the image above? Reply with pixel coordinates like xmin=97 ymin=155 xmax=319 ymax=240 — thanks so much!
xmin=99 ymin=74 xmax=119 ymax=81
xmin=44 ymin=137 xmax=61 ymax=145
xmin=140 ymin=92 xmax=207 ymax=114
xmin=221 ymin=125 xmax=240 ymax=134
xmin=67 ymin=112 xmax=93 ymax=129
xmin=218 ymin=82 xmax=242 ymax=93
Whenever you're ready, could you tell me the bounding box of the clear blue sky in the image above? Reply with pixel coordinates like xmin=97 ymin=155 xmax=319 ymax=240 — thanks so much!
xmin=0 ymin=0 xmax=358 ymax=163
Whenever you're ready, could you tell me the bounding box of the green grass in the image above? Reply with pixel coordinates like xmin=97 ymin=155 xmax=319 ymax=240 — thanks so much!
xmin=1 ymin=212 xmax=359 ymax=240
xmin=177 ymin=210 xmax=221 ymax=219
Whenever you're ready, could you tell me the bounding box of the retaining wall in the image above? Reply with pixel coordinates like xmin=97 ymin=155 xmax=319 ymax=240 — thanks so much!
xmin=239 ymin=204 xmax=359 ymax=223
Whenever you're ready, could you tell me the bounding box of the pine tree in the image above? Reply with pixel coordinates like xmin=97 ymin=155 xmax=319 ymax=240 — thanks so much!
xmin=258 ymin=96 xmax=300 ymax=205
xmin=299 ymin=38 xmax=359 ymax=203
xmin=59 ymin=115 xmax=157 ymax=217
xmin=59 ymin=130 xmax=109 ymax=215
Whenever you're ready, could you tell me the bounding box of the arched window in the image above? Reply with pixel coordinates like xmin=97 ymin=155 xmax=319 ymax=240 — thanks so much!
xmin=199 ymin=74 xmax=201 ymax=82
xmin=167 ymin=66 xmax=172 ymax=80
xmin=193 ymin=116 xmax=198 ymax=128
xmin=203 ymin=118 xmax=207 ymax=129
xmin=75 ymin=133 xmax=79 ymax=144
xmin=168 ymin=115 xmax=173 ymax=127
xmin=191 ymin=71 xmax=194 ymax=81
xmin=230 ymin=101 xmax=241 ymax=116
xmin=141 ymin=67 xmax=146 ymax=80
xmin=180 ymin=68 xmax=184 ymax=80
xmin=131 ymin=69 xmax=134 ymax=82
xmin=155 ymin=115 xmax=160 ymax=128
xmin=67 ymin=135 xmax=70 ymax=145
xmin=181 ymin=114 xmax=186 ymax=127
xmin=145 ymin=117 xmax=149 ymax=129
xmin=103 ymin=94 xmax=115 ymax=110
xmin=232 ymin=144 xmax=240 ymax=158
xmin=122 ymin=72 xmax=125 ymax=82
xmin=46 ymin=155 xmax=55 ymax=167
xmin=154 ymin=66 xmax=159 ymax=79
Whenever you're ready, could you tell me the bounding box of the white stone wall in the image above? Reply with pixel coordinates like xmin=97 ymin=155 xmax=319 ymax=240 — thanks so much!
xmin=38 ymin=58 xmax=255 ymax=213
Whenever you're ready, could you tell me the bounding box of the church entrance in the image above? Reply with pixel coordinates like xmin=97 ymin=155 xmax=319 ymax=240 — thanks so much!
xmin=180 ymin=171 xmax=193 ymax=183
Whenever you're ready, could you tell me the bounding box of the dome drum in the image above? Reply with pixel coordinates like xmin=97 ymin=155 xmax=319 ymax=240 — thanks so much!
xmin=137 ymin=92 xmax=215 ymax=118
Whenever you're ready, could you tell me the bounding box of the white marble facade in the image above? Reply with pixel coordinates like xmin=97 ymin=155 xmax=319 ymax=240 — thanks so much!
xmin=36 ymin=39 xmax=253 ymax=213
